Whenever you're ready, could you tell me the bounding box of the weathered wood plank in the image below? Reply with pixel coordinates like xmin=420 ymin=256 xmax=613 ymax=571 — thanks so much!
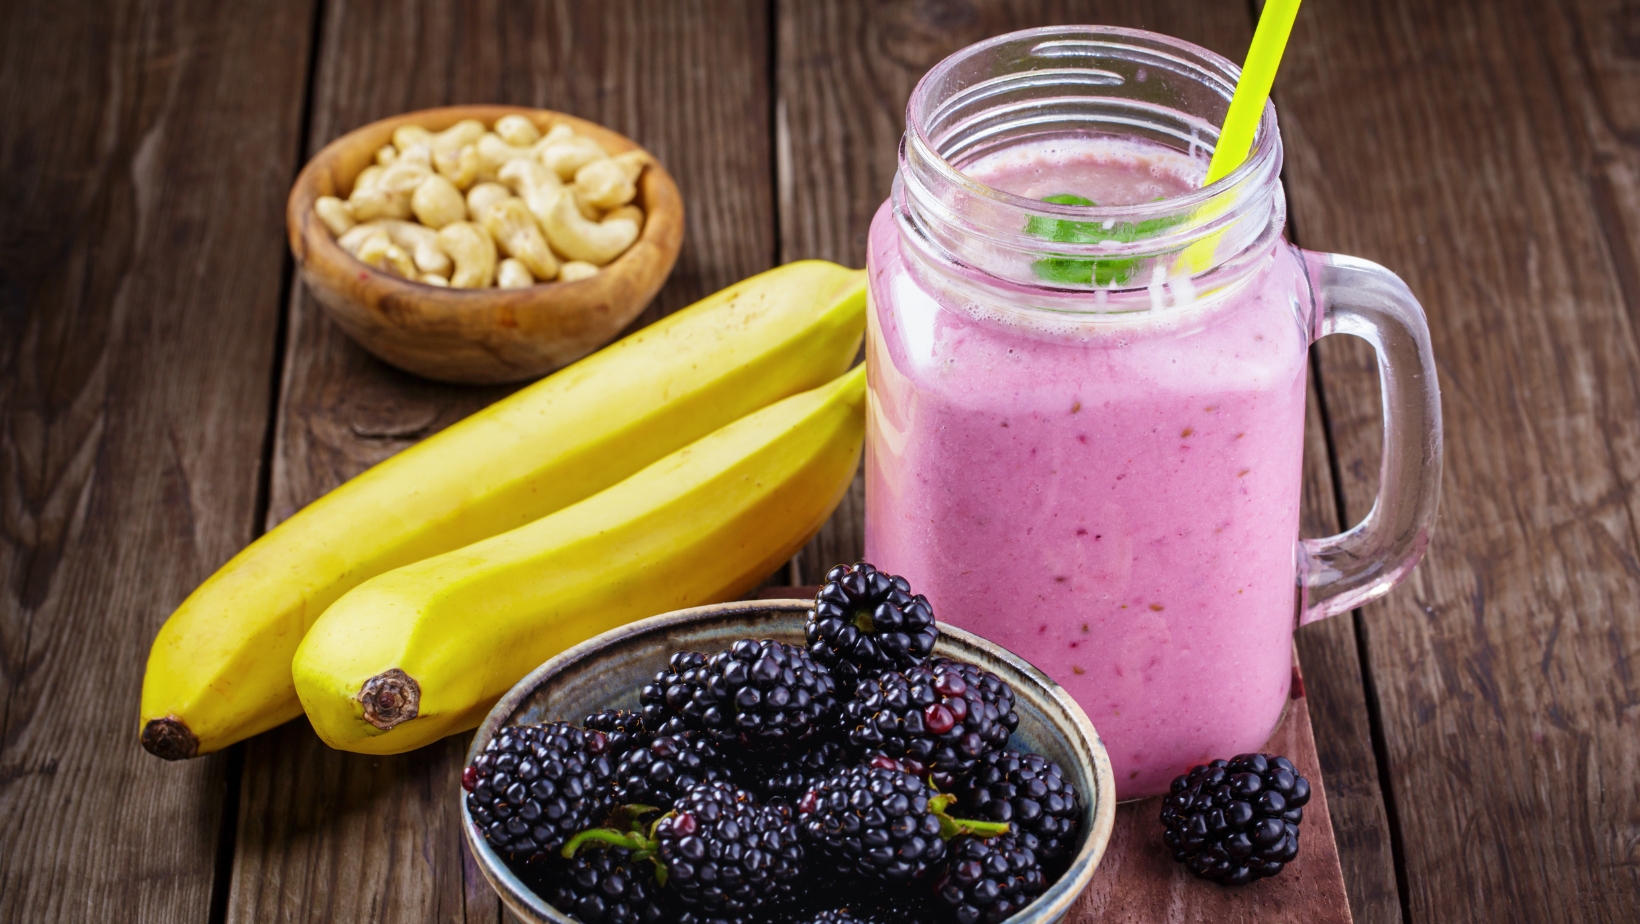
xmin=0 ymin=0 xmax=316 ymax=921
xmin=1075 ymin=661 xmax=1352 ymax=923
xmin=1282 ymin=0 xmax=1640 ymax=920
xmin=776 ymin=3 xmax=1401 ymax=920
xmin=227 ymin=2 xmax=775 ymax=922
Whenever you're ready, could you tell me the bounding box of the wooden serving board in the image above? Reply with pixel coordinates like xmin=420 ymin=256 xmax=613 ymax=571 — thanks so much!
xmin=754 ymin=588 xmax=1352 ymax=924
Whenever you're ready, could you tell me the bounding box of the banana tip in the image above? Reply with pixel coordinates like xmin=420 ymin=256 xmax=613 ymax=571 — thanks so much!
xmin=140 ymin=717 xmax=199 ymax=760
xmin=359 ymin=668 xmax=421 ymax=731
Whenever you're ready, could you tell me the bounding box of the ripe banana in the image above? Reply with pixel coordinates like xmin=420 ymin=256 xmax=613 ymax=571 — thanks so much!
xmin=292 ymin=364 xmax=866 ymax=754
xmin=141 ymin=262 xmax=865 ymax=759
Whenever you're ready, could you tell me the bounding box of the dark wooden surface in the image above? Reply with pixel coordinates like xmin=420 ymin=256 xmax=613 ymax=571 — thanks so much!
xmin=2 ymin=1 xmax=1637 ymax=923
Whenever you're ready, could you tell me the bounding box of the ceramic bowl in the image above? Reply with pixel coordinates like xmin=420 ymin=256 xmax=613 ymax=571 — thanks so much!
xmin=287 ymin=105 xmax=684 ymax=385
xmin=462 ymin=599 xmax=1117 ymax=924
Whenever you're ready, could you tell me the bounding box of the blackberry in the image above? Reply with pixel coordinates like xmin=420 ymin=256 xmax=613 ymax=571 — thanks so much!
xmin=685 ymin=639 xmax=840 ymax=751
xmin=584 ymin=709 xmax=653 ymax=760
xmin=613 ymin=730 xmax=728 ymax=808
xmin=463 ymin=722 xmax=616 ymax=861
xmin=934 ymin=834 xmax=1048 ymax=924
xmin=547 ymin=843 xmax=667 ymax=924
xmin=842 ymin=660 xmax=1013 ymax=788
xmin=796 ymin=765 xmax=1007 ymax=884
xmin=639 ymin=651 xmax=711 ymax=731
xmin=806 ymin=562 xmax=939 ymax=685
xmin=931 ymin=658 xmax=1020 ymax=739
xmin=952 ymin=751 xmax=1080 ymax=863
xmin=655 ymin=781 xmax=805 ymax=913
xmin=738 ymin=738 xmax=849 ymax=805
xmin=1160 ymin=753 xmax=1309 ymax=885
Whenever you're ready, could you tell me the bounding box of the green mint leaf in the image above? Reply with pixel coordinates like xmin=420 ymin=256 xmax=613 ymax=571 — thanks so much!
xmin=1026 ymin=194 xmax=1186 ymax=287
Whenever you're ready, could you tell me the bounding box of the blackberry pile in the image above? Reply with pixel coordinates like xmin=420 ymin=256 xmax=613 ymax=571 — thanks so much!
xmin=1161 ymin=753 xmax=1310 ymax=885
xmin=463 ymin=562 xmax=1098 ymax=923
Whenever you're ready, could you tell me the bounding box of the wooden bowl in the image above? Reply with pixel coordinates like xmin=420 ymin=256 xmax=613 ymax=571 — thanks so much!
xmin=287 ymin=105 xmax=684 ymax=385
xmin=462 ymin=599 xmax=1118 ymax=924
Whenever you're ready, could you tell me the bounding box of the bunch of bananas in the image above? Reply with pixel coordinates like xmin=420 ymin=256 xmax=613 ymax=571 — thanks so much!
xmin=140 ymin=261 xmax=868 ymax=759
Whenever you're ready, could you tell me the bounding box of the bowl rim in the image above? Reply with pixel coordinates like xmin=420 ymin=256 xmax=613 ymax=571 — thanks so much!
xmin=460 ymin=598 xmax=1118 ymax=924
xmin=286 ymin=103 xmax=684 ymax=300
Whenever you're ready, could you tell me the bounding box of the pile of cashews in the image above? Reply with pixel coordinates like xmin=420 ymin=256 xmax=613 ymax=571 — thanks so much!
xmin=313 ymin=114 xmax=648 ymax=288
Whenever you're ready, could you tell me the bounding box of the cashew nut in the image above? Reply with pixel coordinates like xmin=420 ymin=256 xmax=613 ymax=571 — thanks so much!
xmin=475 ymin=132 xmax=541 ymax=177
xmin=465 ymin=182 xmax=513 ymax=222
xmin=348 ymin=186 xmax=411 ymax=221
xmin=411 ymin=175 xmax=466 ymax=229
xmin=375 ymin=144 xmax=398 ymax=166
xmin=434 ymin=120 xmax=485 ymax=152
xmin=355 ymin=230 xmax=417 ymax=279
xmin=336 ymin=220 xmax=451 ymax=276
xmin=353 ymin=165 xmax=386 ymax=193
xmin=494 ymin=114 xmax=541 ymax=147
xmin=497 ymin=159 xmax=565 ymax=226
xmin=483 ymin=198 xmax=559 ymax=281
xmin=559 ymin=261 xmax=599 ymax=282
xmin=395 ymin=143 xmax=432 ymax=169
xmin=314 ymin=196 xmax=356 ymax=236
xmin=421 ymin=273 xmax=450 ymax=287
xmin=542 ymin=192 xmax=640 ymax=265
xmin=351 ymin=157 xmax=432 ymax=221
xmin=572 ymin=151 xmax=646 ymax=210
xmin=392 ymin=125 xmax=434 ymax=151
xmin=496 ymin=258 xmax=534 ymax=289
xmin=540 ymin=134 xmax=608 ymax=181
xmin=607 ymin=204 xmax=645 ymax=228
xmin=434 ymin=144 xmax=482 ymax=190
xmin=435 ymin=222 xmax=497 ymax=288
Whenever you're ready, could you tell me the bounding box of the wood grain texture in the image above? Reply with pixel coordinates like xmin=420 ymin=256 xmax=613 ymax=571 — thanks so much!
xmin=776 ymin=3 xmax=1401 ymax=920
xmin=228 ymin=2 xmax=775 ymax=922
xmin=1075 ymin=663 xmax=1352 ymax=924
xmin=0 ymin=0 xmax=315 ymax=921
xmin=1281 ymin=0 xmax=1640 ymax=920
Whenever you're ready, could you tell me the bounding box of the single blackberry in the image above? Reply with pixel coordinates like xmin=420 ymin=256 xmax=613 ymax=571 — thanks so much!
xmin=805 ymin=562 xmax=939 ymax=686
xmin=934 ymin=834 xmax=1049 ymax=924
xmin=684 ymin=639 xmax=839 ymax=751
xmin=796 ymin=765 xmax=1007 ymax=884
xmin=547 ymin=843 xmax=667 ymax=924
xmin=738 ymin=738 xmax=849 ymax=805
xmin=613 ymin=730 xmax=727 ymax=808
xmin=584 ymin=709 xmax=653 ymax=760
xmin=842 ymin=660 xmax=1013 ymax=788
xmin=931 ymin=658 xmax=1020 ymax=739
xmin=952 ymin=751 xmax=1080 ymax=863
xmin=463 ymin=722 xmax=616 ymax=861
xmin=639 ymin=651 xmax=711 ymax=731
xmin=655 ymin=781 xmax=804 ymax=913
xmin=1160 ymin=753 xmax=1309 ymax=885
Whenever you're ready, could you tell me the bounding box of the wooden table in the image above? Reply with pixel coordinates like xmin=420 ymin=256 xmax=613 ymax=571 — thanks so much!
xmin=2 ymin=1 xmax=1637 ymax=922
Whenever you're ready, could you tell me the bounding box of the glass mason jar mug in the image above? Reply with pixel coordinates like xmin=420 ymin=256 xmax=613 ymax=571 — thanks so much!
xmin=864 ymin=27 xmax=1442 ymax=799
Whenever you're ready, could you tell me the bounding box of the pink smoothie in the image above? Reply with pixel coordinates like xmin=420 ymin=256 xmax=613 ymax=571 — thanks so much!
xmin=865 ymin=137 xmax=1313 ymax=798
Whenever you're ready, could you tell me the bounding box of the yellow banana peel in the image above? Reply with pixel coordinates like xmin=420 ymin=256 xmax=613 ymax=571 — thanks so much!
xmin=292 ymin=364 xmax=866 ymax=754
xmin=140 ymin=262 xmax=865 ymax=759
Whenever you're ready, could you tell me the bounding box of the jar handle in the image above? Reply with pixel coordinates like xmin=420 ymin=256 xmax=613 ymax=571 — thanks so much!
xmin=1299 ymin=250 xmax=1443 ymax=625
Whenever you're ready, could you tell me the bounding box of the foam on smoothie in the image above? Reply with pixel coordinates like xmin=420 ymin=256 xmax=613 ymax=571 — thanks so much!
xmin=960 ymin=136 xmax=1207 ymax=205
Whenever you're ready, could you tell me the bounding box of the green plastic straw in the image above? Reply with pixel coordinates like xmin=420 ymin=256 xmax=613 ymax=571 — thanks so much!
xmin=1206 ymin=0 xmax=1304 ymax=183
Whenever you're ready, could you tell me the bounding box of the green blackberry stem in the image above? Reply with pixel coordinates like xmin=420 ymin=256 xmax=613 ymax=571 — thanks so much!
xmin=930 ymin=793 xmax=1012 ymax=840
